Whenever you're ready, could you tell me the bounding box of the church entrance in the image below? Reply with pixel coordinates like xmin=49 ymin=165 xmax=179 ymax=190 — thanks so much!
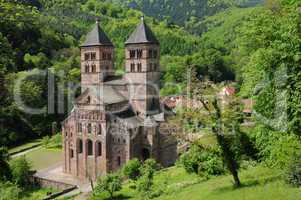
xmin=142 ymin=148 xmax=150 ymax=161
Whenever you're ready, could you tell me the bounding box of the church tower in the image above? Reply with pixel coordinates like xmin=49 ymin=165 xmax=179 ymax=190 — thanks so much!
xmin=80 ymin=20 xmax=114 ymax=91
xmin=124 ymin=17 xmax=161 ymax=118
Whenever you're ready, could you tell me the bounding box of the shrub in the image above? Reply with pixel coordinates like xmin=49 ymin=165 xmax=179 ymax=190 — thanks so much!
xmin=180 ymin=145 xmax=225 ymax=178
xmin=41 ymin=136 xmax=51 ymax=148
xmin=285 ymin=155 xmax=301 ymax=187
xmin=93 ymin=173 xmax=122 ymax=199
xmin=251 ymin=125 xmax=301 ymax=169
xmin=0 ymin=181 xmax=21 ymax=200
xmin=0 ymin=147 xmax=12 ymax=182
xmin=137 ymin=159 xmax=160 ymax=199
xmin=123 ymin=158 xmax=141 ymax=181
xmin=10 ymin=156 xmax=31 ymax=187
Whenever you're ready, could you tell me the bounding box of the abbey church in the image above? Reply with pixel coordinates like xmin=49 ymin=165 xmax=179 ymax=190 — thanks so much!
xmin=62 ymin=18 xmax=177 ymax=180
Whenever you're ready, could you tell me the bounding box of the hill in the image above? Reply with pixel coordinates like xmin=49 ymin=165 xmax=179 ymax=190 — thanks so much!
xmin=89 ymin=165 xmax=301 ymax=200
xmin=106 ymin=0 xmax=263 ymax=33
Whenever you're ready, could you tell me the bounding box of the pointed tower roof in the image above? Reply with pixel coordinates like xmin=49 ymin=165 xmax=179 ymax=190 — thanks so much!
xmin=125 ymin=16 xmax=159 ymax=45
xmin=81 ymin=20 xmax=113 ymax=47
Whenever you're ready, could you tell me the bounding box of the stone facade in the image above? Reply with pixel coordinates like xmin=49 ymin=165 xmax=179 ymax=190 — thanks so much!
xmin=62 ymin=19 xmax=177 ymax=181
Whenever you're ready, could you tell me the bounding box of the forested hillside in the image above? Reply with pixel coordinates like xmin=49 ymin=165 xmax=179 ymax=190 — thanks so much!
xmin=107 ymin=0 xmax=263 ymax=34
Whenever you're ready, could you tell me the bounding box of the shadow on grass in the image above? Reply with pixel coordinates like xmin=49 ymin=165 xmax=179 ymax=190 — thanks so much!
xmin=102 ymin=194 xmax=132 ymax=200
xmin=212 ymin=174 xmax=281 ymax=194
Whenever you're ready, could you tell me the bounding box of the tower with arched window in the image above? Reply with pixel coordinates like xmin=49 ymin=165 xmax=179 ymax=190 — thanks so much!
xmin=124 ymin=16 xmax=161 ymax=118
xmin=80 ymin=20 xmax=114 ymax=91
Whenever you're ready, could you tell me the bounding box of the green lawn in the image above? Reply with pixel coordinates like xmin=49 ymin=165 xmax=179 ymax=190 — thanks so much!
xmin=13 ymin=147 xmax=62 ymax=170
xmin=21 ymin=187 xmax=58 ymax=200
xmin=8 ymin=139 xmax=42 ymax=154
xmin=98 ymin=165 xmax=301 ymax=200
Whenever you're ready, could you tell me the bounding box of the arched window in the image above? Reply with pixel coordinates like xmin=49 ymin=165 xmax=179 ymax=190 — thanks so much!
xmin=85 ymin=65 xmax=89 ymax=73
xmin=77 ymin=139 xmax=83 ymax=154
xmin=91 ymin=52 xmax=96 ymax=60
xmin=77 ymin=123 xmax=82 ymax=133
xmin=117 ymin=156 xmax=121 ymax=166
xmin=97 ymin=142 xmax=102 ymax=156
xmin=87 ymin=140 xmax=93 ymax=156
xmin=70 ymin=149 xmax=74 ymax=158
xmin=91 ymin=64 xmax=96 ymax=73
xmin=130 ymin=63 xmax=135 ymax=72
xmin=137 ymin=63 xmax=142 ymax=72
xmin=87 ymin=96 xmax=91 ymax=104
xmin=98 ymin=124 xmax=102 ymax=135
xmin=87 ymin=123 xmax=92 ymax=134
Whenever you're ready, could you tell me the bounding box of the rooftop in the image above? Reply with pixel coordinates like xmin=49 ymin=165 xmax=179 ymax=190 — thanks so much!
xmin=125 ymin=16 xmax=159 ymax=45
xmin=81 ymin=20 xmax=113 ymax=47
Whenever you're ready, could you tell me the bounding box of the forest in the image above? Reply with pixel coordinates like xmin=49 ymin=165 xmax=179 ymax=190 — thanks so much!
xmin=0 ymin=0 xmax=300 ymax=199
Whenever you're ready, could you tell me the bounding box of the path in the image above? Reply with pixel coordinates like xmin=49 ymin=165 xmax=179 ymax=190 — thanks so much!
xmin=11 ymin=146 xmax=42 ymax=158
xmin=35 ymin=163 xmax=92 ymax=199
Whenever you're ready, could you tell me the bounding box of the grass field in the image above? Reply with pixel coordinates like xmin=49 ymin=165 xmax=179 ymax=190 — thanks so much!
xmin=21 ymin=187 xmax=58 ymax=200
xmin=93 ymin=165 xmax=301 ymax=200
xmin=12 ymin=147 xmax=62 ymax=170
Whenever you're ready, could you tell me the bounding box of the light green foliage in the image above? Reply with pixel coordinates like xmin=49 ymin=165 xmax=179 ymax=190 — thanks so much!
xmin=180 ymin=145 xmax=225 ymax=178
xmin=136 ymin=159 xmax=160 ymax=199
xmin=41 ymin=136 xmax=51 ymax=148
xmin=285 ymin=154 xmax=301 ymax=187
xmin=93 ymin=173 xmax=122 ymax=199
xmin=10 ymin=156 xmax=31 ymax=188
xmin=24 ymin=53 xmax=50 ymax=69
xmin=42 ymin=134 xmax=62 ymax=149
xmin=123 ymin=158 xmax=142 ymax=181
xmin=0 ymin=181 xmax=22 ymax=200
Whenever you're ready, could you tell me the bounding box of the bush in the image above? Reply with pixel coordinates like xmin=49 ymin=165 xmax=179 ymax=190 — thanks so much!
xmin=93 ymin=173 xmax=122 ymax=199
xmin=251 ymin=125 xmax=301 ymax=169
xmin=42 ymin=134 xmax=62 ymax=149
xmin=41 ymin=136 xmax=51 ymax=148
xmin=285 ymin=155 xmax=301 ymax=187
xmin=10 ymin=156 xmax=31 ymax=187
xmin=123 ymin=158 xmax=142 ymax=181
xmin=137 ymin=159 xmax=160 ymax=199
xmin=0 ymin=147 xmax=12 ymax=182
xmin=180 ymin=145 xmax=225 ymax=178
xmin=0 ymin=181 xmax=21 ymax=200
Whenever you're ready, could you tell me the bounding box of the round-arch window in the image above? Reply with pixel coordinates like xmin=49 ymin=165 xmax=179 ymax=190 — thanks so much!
xmin=87 ymin=140 xmax=93 ymax=156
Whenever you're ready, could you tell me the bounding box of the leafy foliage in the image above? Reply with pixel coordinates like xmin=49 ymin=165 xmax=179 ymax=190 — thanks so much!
xmin=0 ymin=181 xmax=22 ymax=200
xmin=10 ymin=156 xmax=32 ymax=188
xmin=93 ymin=173 xmax=122 ymax=199
xmin=179 ymin=145 xmax=225 ymax=178
xmin=122 ymin=158 xmax=142 ymax=181
xmin=0 ymin=147 xmax=11 ymax=182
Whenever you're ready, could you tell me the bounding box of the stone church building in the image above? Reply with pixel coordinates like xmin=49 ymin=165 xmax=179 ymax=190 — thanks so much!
xmin=62 ymin=18 xmax=177 ymax=180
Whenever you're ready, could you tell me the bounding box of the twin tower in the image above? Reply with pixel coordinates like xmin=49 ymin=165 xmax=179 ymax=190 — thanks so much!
xmin=62 ymin=17 xmax=177 ymax=180
xmin=80 ymin=17 xmax=161 ymax=117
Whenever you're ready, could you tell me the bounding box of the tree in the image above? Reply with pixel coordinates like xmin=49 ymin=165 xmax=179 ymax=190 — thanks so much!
xmin=0 ymin=147 xmax=11 ymax=182
xmin=10 ymin=156 xmax=32 ymax=187
xmin=123 ymin=158 xmax=142 ymax=181
xmin=137 ymin=159 xmax=159 ymax=199
xmin=191 ymin=75 xmax=243 ymax=187
xmin=93 ymin=173 xmax=122 ymax=199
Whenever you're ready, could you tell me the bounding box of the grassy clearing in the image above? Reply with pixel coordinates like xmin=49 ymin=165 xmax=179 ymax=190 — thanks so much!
xmin=95 ymin=165 xmax=301 ymax=200
xmin=21 ymin=187 xmax=58 ymax=200
xmin=8 ymin=139 xmax=42 ymax=154
xmin=12 ymin=147 xmax=62 ymax=170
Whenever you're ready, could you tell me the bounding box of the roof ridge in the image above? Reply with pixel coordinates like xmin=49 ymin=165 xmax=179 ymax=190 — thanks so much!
xmin=81 ymin=21 xmax=114 ymax=47
xmin=125 ymin=18 xmax=159 ymax=45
